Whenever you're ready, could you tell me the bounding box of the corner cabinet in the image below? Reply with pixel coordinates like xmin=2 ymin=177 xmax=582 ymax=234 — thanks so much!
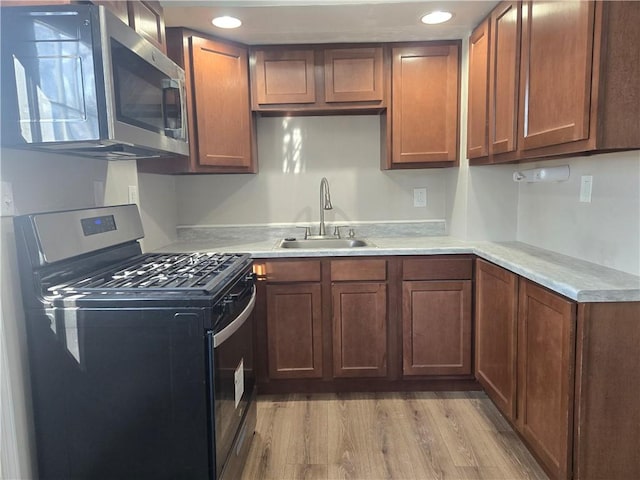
xmin=468 ymin=0 xmax=640 ymax=165
xmin=138 ymin=29 xmax=256 ymax=174
xmin=517 ymin=280 xmax=576 ymax=480
xmin=385 ymin=42 xmax=460 ymax=169
xmin=475 ymin=258 xmax=640 ymax=480
xmin=474 ymin=259 xmax=517 ymax=420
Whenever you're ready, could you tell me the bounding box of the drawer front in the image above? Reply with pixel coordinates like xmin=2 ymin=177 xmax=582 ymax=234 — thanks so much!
xmin=331 ymin=259 xmax=387 ymax=281
xmin=402 ymin=256 xmax=473 ymax=280
xmin=256 ymin=260 xmax=321 ymax=282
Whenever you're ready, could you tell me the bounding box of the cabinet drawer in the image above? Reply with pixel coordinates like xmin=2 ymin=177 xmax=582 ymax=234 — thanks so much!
xmin=331 ymin=259 xmax=387 ymax=281
xmin=255 ymin=260 xmax=321 ymax=282
xmin=402 ymin=256 xmax=472 ymax=280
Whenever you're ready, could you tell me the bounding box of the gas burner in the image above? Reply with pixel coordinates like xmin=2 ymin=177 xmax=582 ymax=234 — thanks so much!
xmin=48 ymin=252 xmax=251 ymax=295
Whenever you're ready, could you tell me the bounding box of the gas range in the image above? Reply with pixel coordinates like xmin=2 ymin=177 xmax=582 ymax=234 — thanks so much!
xmin=48 ymin=252 xmax=252 ymax=296
xmin=13 ymin=204 xmax=257 ymax=480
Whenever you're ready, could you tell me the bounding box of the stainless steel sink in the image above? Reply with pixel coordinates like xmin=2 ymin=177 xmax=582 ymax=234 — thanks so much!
xmin=278 ymin=238 xmax=372 ymax=249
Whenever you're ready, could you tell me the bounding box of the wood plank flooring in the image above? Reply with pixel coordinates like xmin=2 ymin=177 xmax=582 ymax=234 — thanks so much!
xmin=240 ymin=391 xmax=548 ymax=480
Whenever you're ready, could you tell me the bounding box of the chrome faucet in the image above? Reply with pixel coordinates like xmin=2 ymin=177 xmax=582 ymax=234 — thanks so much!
xmin=318 ymin=177 xmax=333 ymax=237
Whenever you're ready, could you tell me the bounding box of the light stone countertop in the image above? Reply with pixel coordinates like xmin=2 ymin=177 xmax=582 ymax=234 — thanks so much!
xmin=157 ymin=235 xmax=640 ymax=303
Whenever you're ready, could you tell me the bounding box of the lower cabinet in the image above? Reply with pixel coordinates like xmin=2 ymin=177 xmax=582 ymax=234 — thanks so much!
xmin=402 ymin=280 xmax=471 ymax=376
xmin=255 ymin=255 xmax=474 ymax=389
xmin=517 ymin=279 xmax=576 ymax=480
xmin=475 ymin=259 xmax=518 ymax=420
xmin=266 ymin=283 xmax=323 ymax=379
xmin=475 ymin=258 xmax=640 ymax=480
xmin=332 ymin=282 xmax=387 ymax=377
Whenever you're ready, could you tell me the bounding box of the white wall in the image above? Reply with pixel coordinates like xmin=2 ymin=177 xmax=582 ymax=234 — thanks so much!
xmin=516 ymin=151 xmax=640 ymax=275
xmin=176 ymin=116 xmax=449 ymax=227
xmin=138 ymin=173 xmax=178 ymax=252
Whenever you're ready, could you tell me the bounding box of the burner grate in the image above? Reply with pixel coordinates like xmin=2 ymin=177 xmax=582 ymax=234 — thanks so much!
xmin=48 ymin=253 xmax=249 ymax=295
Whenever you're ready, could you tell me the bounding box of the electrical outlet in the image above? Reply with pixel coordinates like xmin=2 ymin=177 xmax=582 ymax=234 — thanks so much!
xmin=580 ymin=175 xmax=593 ymax=203
xmin=128 ymin=185 xmax=138 ymax=204
xmin=1 ymin=181 xmax=15 ymax=216
xmin=93 ymin=181 xmax=105 ymax=207
xmin=413 ymin=188 xmax=427 ymax=208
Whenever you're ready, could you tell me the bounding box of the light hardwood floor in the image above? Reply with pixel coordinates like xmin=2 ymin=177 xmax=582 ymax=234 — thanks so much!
xmin=240 ymin=391 xmax=548 ymax=480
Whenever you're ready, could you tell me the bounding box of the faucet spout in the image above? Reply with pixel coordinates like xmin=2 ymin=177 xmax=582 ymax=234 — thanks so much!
xmin=319 ymin=177 xmax=333 ymax=236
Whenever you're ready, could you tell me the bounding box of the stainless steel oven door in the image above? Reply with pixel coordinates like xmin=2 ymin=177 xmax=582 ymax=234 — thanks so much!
xmin=207 ymin=288 xmax=256 ymax=478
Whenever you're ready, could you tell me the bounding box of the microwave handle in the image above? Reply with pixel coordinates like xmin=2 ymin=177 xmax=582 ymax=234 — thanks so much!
xmin=162 ymin=78 xmax=185 ymax=140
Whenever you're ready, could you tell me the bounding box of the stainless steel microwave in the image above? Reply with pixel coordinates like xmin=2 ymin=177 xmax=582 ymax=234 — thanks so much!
xmin=0 ymin=4 xmax=188 ymax=160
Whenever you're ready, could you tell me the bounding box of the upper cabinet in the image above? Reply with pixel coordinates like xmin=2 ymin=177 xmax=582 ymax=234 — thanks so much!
xmin=250 ymin=45 xmax=387 ymax=112
xmin=127 ymin=1 xmax=166 ymax=53
xmin=138 ymin=29 xmax=256 ymax=174
xmin=385 ymin=42 xmax=461 ymax=169
xmin=468 ymin=0 xmax=640 ymax=165
xmin=467 ymin=19 xmax=490 ymax=160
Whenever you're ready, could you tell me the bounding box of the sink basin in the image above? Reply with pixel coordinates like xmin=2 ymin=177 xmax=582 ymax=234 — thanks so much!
xmin=279 ymin=238 xmax=372 ymax=249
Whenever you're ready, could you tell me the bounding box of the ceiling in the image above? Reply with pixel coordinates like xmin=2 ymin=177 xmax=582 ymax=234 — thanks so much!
xmin=160 ymin=1 xmax=498 ymax=45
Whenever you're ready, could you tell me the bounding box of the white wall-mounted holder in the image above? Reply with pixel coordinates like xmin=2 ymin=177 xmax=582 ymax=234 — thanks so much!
xmin=513 ymin=165 xmax=570 ymax=183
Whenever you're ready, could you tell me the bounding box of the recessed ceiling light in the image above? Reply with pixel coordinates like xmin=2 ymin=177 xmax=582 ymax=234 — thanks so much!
xmin=212 ymin=16 xmax=242 ymax=29
xmin=421 ymin=11 xmax=453 ymax=25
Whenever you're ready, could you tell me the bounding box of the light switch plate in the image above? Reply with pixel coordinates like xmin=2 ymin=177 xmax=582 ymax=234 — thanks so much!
xmin=413 ymin=188 xmax=427 ymax=207
xmin=580 ymin=175 xmax=593 ymax=203
xmin=128 ymin=185 xmax=138 ymax=204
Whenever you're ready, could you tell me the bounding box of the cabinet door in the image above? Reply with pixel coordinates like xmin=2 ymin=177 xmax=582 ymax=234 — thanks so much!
xmin=475 ymin=260 xmax=517 ymax=420
xmin=266 ymin=283 xmax=323 ymax=379
xmin=128 ymin=1 xmax=166 ymax=53
xmin=93 ymin=1 xmax=130 ymax=24
xmin=252 ymin=49 xmax=316 ymax=106
xmin=489 ymin=1 xmax=521 ymax=155
xmin=518 ymin=280 xmax=576 ymax=480
xmin=402 ymin=280 xmax=471 ymax=376
xmin=324 ymin=47 xmax=384 ymax=103
xmin=467 ymin=19 xmax=490 ymax=159
xmin=391 ymin=44 xmax=459 ymax=165
xmin=519 ymin=0 xmax=595 ymax=151
xmin=190 ymin=37 xmax=253 ymax=171
xmin=332 ymin=282 xmax=387 ymax=378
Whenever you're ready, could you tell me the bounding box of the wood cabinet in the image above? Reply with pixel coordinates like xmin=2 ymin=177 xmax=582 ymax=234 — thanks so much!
xmin=573 ymin=302 xmax=640 ymax=480
xmin=474 ymin=259 xmax=517 ymax=420
xmin=332 ymin=282 xmax=387 ymax=378
xmin=324 ymin=47 xmax=384 ymax=103
xmin=127 ymin=1 xmax=165 ymax=53
xmin=138 ymin=29 xmax=256 ymax=174
xmin=517 ymin=279 xmax=576 ymax=480
xmin=266 ymin=283 xmax=323 ymax=379
xmin=475 ymin=259 xmax=640 ymax=480
xmin=331 ymin=259 xmax=387 ymax=378
xmin=250 ymin=45 xmax=387 ymax=112
xmin=467 ymin=19 xmax=490 ymax=160
xmin=401 ymin=257 xmax=472 ymax=376
xmin=489 ymin=1 xmax=521 ymax=158
xmin=252 ymin=49 xmax=316 ymax=106
xmin=257 ymin=260 xmax=323 ymax=380
xmin=469 ymin=1 xmax=640 ymax=165
xmin=386 ymin=42 xmax=460 ymax=169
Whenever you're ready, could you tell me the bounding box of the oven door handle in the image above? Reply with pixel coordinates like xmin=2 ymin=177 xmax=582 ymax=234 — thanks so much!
xmin=213 ymin=287 xmax=256 ymax=348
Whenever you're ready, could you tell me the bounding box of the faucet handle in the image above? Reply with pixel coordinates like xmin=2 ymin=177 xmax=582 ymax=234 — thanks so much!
xmin=296 ymin=226 xmax=310 ymax=239
xmin=348 ymin=228 xmax=356 ymax=238
xmin=333 ymin=225 xmax=348 ymax=238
